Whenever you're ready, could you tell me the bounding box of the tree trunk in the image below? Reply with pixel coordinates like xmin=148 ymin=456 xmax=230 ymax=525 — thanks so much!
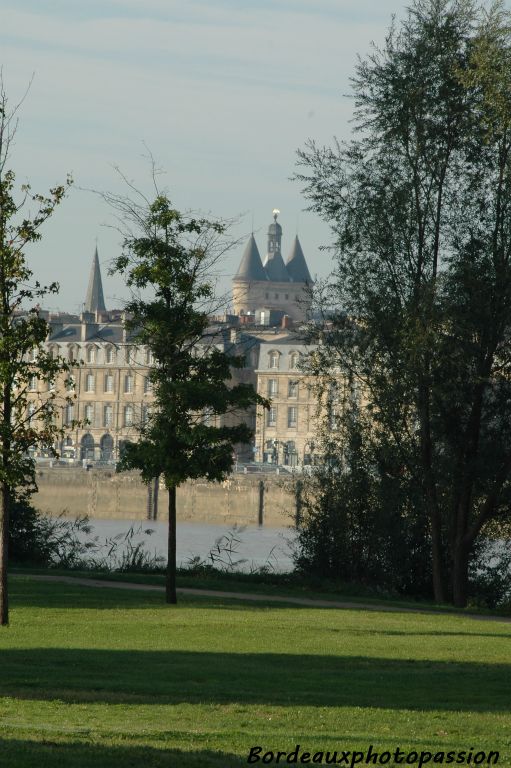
xmin=0 ymin=481 xmax=9 ymax=625
xmin=166 ymin=485 xmax=177 ymax=604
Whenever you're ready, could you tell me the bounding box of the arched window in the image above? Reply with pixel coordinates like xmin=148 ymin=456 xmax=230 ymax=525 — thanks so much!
xmin=80 ymin=433 xmax=95 ymax=461
xmin=105 ymin=346 xmax=115 ymax=364
xmin=289 ymin=352 xmax=299 ymax=370
xmin=100 ymin=433 xmax=114 ymax=461
xmin=68 ymin=345 xmax=79 ymax=362
xmin=86 ymin=346 xmax=96 ymax=364
xmin=269 ymin=351 xmax=280 ymax=370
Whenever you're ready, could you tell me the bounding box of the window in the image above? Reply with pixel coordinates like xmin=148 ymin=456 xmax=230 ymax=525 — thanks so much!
xmin=274 ymin=293 xmax=279 ymax=299
xmin=265 ymin=292 xmax=269 ymax=299
xmin=124 ymin=375 xmax=134 ymax=394
xmin=104 ymin=405 xmax=113 ymax=427
xmin=66 ymin=375 xmax=75 ymax=392
xmin=105 ymin=346 xmax=115 ymax=364
xmin=48 ymin=378 xmax=55 ymax=392
xmin=85 ymin=373 xmax=95 ymax=393
xmin=49 ymin=345 xmax=59 ymax=359
xmin=141 ymin=404 xmax=149 ymax=425
xmin=285 ymin=294 xmax=289 ymax=300
xmin=28 ymin=375 xmax=37 ymax=392
xmin=124 ymin=405 xmax=134 ymax=427
xmin=69 ymin=345 xmax=78 ymax=362
xmin=144 ymin=376 xmax=153 ymax=394
xmin=84 ymin=404 xmax=94 ymax=424
xmin=269 ymin=351 xmax=279 ymax=369
xmin=86 ymin=346 xmax=95 ymax=364
xmin=267 ymin=379 xmax=278 ymax=396
xmin=288 ymin=380 xmax=298 ymax=398
xmin=145 ymin=349 xmax=153 ymax=365
xmin=289 ymin=353 xmax=299 ymax=370
xmin=27 ymin=402 xmax=36 ymax=424
xmin=267 ymin=406 xmax=277 ymax=427
xmin=287 ymin=406 xmax=297 ymax=428
xmin=30 ymin=348 xmax=38 ymax=362
xmin=126 ymin=347 xmax=134 ymax=364
xmin=64 ymin=403 xmax=74 ymax=426
xmin=104 ymin=374 xmax=114 ymax=393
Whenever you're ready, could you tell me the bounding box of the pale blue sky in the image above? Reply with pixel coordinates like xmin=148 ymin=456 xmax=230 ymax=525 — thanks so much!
xmin=1 ymin=0 xmax=410 ymax=312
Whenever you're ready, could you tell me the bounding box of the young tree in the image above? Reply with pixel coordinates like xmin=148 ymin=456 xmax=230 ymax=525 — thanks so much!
xmin=110 ymin=193 xmax=266 ymax=604
xmin=0 ymin=84 xmax=72 ymax=624
xmin=297 ymin=0 xmax=511 ymax=606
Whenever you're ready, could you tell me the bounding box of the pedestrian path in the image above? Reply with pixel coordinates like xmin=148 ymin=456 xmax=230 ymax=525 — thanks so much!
xmin=20 ymin=573 xmax=511 ymax=622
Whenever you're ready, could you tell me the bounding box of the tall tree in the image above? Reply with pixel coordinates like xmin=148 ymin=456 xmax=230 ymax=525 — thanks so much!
xmin=0 ymin=83 xmax=72 ymax=624
xmin=297 ymin=0 xmax=511 ymax=606
xmin=110 ymin=192 xmax=266 ymax=604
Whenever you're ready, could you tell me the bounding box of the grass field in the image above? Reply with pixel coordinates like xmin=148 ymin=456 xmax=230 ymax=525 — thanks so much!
xmin=0 ymin=576 xmax=510 ymax=767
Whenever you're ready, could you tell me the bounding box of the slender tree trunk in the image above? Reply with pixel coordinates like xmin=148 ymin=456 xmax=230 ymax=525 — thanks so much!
xmin=0 ymin=481 xmax=9 ymax=625
xmin=166 ymin=485 xmax=177 ymax=604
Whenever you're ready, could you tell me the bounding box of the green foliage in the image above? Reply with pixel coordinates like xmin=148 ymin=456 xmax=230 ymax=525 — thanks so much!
xmin=0 ymin=82 xmax=72 ymax=623
xmin=110 ymin=192 xmax=266 ymax=488
xmin=296 ymin=0 xmax=511 ymax=606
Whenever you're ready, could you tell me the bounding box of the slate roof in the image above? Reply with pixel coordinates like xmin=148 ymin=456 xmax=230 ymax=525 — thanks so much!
xmin=84 ymin=247 xmax=106 ymax=313
xmin=263 ymin=251 xmax=290 ymax=282
xmin=286 ymin=236 xmax=313 ymax=284
xmin=235 ymin=235 xmax=268 ymax=281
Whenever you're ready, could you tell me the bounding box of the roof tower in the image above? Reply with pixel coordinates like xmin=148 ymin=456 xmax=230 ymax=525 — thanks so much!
xmin=234 ymin=234 xmax=267 ymax=281
xmin=286 ymin=235 xmax=313 ymax=283
xmin=84 ymin=246 xmax=106 ymax=313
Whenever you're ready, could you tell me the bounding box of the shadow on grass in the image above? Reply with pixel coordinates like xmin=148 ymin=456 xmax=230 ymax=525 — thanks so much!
xmin=0 ymin=738 xmax=242 ymax=768
xmin=2 ymin=648 xmax=510 ymax=712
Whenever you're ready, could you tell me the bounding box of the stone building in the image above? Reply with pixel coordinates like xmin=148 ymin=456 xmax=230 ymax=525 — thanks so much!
xmin=28 ymin=249 xmax=260 ymax=464
xmin=232 ymin=211 xmax=313 ymax=324
xmin=254 ymin=338 xmax=318 ymax=466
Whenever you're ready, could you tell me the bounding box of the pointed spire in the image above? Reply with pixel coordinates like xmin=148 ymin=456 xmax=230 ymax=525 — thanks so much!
xmin=235 ymin=234 xmax=268 ymax=281
xmin=286 ymin=235 xmax=313 ymax=283
xmin=84 ymin=246 xmax=106 ymax=313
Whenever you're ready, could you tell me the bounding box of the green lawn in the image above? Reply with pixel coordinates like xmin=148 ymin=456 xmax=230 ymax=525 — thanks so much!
xmin=0 ymin=576 xmax=509 ymax=767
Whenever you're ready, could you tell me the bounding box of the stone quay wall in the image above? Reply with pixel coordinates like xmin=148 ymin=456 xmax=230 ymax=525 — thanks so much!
xmin=33 ymin=468 xmax=302 ymax=528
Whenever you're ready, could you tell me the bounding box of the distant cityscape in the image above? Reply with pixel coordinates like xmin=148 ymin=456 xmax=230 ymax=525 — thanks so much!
xmin=28 ymin=211 xmax=321 ymax=469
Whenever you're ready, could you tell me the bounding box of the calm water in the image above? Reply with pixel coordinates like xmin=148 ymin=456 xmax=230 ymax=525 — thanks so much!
xmin=73 ymin=518 xmax=297 ymax=573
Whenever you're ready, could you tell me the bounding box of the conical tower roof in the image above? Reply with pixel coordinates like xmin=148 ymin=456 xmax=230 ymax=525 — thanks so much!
xmin=235 ymin=234 xmax=267 ymax=281
xmin=84 ymin=246 xmax=106 ymax=313
xmin=286 ymin=235 xmax=312 ymax=283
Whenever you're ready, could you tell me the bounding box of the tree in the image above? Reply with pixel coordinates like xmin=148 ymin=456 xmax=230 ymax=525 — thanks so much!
xmin=0 ymin=83 xmax=72 ymax=624
xmin=297 ymin=0 xmax=511 ymax=606
xmin=110 ymin=192 xmax=266 ymax=604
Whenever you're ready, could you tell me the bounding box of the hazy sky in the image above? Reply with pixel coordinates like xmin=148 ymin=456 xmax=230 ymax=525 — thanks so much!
xmin=1 ymin=0 xmax=410 ymax=313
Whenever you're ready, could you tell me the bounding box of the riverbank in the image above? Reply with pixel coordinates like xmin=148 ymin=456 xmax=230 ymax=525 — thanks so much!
xmin=33 ymin=467 xmax=299 ymax=526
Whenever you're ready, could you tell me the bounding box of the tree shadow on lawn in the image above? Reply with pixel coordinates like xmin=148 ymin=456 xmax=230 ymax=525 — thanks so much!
xmin=0 ymin=738 xmax=242 ymax=768
xmin=2 ymin=648 xmax=509 ymax=712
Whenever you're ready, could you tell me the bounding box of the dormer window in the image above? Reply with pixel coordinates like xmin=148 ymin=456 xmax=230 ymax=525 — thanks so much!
xmin=269 ymin=351 xmax=279 ymax=370
xmin=86 ymin=346 xmax=96 ymax=364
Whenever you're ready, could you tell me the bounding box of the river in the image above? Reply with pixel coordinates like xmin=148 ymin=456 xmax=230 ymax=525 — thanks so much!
xmin=70 ymin=518 xmax=297 ymax=573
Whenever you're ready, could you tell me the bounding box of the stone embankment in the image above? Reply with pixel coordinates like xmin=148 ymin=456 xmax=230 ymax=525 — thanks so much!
xmin=33 ymin=468 xmax=303 ymax=527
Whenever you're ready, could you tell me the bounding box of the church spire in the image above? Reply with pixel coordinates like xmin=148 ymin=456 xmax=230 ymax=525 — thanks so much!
xmin=84 ymin=246 xmax=106 ymax=314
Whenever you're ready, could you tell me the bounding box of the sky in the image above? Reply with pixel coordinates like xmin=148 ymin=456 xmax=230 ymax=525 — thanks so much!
xmin=1 ymin=0 xmax=411 ymax=314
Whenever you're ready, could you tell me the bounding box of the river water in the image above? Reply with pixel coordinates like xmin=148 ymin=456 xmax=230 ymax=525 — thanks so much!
xmin=72 ymin=518 xmax=297 ymax=573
